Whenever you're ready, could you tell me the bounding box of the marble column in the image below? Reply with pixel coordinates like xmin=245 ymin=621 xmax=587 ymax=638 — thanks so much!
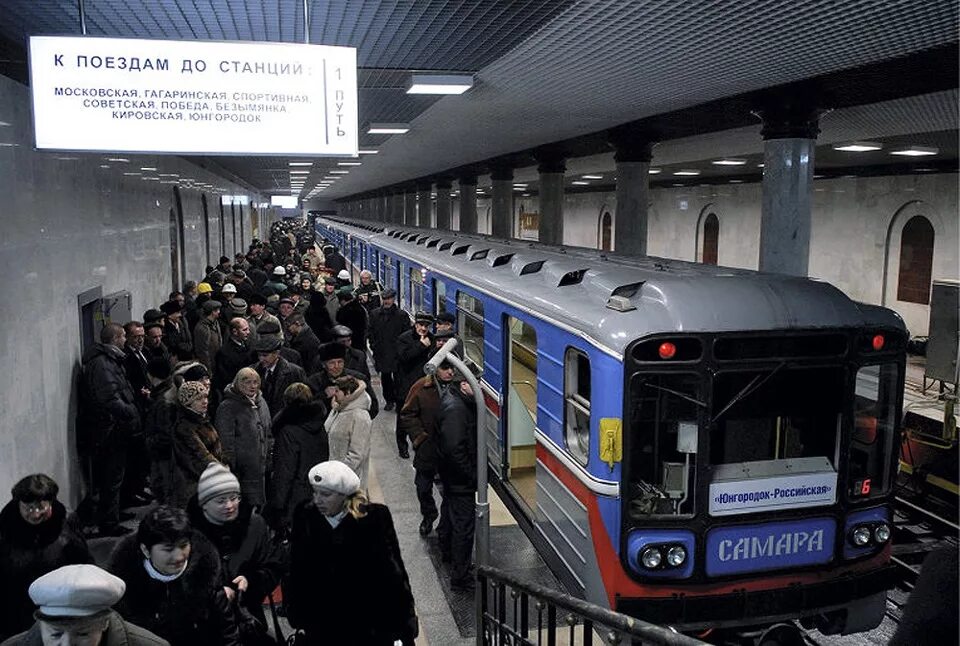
xmin=458 ymin=174 xmax=478 ymax=233
xmin=612 ymin=139 xmax=653 ymax=256
xmin=758 ymin=103 xmax=820 ymax=276
xmin=537 ymin=152 xmax=566 ymax=246
xmin=416 ymin=181 xmax=433 ymax=227
xmin=435 ymin=177 xmax=453 ymax=230
xmin=404 ymin=189 xmax=417 ymax=226
xmin=490 ymin=165 xmax=514 ymax=239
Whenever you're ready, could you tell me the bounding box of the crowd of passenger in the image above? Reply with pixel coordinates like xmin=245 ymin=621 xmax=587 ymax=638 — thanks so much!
xmin=0 ymin=220 xmax=480 ymax=646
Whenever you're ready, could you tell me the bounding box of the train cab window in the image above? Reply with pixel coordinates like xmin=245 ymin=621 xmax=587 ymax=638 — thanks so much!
xmin=629 ymin=374 xmax=701 ymax=517
xmin=849 ymin=363 xmax=900 ymax=500
xmin=710 ymin=366 xmax=842 ymax=468
xmin=564 ymin=349 xmax=591 ymax=465
xmin=457 ymin=291 xmax=484 ymax=372
xmin=410 ymin=266 xmax=425 ymax=312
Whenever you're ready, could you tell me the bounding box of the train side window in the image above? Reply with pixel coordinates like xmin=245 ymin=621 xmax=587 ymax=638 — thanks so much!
xmin=849 ymin=363 xmax=899 ymax=500
xmin=410 ymin=266 xmax=425 ymax=312
xmin=434 ymin=279 xmax=447 ymax=315
xmin=628 ymin=373 xmax=700 ymax=517
xmin=457 ymin=291 xmax=484 ymax=371
xmin=564 ymin=348 xmax=591 ymax=465
xmin=399 ymin=261 xmax=409 ymax=309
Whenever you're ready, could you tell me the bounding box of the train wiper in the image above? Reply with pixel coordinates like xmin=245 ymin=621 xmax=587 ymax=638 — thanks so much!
xmin=711 ymin=361 xmax=787 ymax=424
xmin=644 ymin=383 xmax=707 ymax=409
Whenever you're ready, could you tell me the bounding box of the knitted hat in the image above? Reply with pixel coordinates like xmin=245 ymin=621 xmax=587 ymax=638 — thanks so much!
xmin=29 ymin=565 xmax=125 ymax=619
xmin=307 ymin=460 xmax=360 ymax=495
xmin=177 ymin=381 xmax=208 ymax=409
xmin=197 ymin=463 xmax=240 ymax=507
xmin=229 ymin=298 xmax=248 ymax=316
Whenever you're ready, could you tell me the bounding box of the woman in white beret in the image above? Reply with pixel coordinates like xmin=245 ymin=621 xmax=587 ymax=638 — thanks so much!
xmin=284 ymin=461 xmax=417 ymax=646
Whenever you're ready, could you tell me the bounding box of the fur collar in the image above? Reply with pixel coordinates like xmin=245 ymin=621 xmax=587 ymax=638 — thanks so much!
xmin=0 ymin=499 xmax=67 ymax=547
xmin=331 ymin=380 xmax=369 ymax=413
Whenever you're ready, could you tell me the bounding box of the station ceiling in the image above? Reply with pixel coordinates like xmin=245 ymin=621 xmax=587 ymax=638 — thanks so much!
xmin=0 ymin=1 xmax=957 ymax=200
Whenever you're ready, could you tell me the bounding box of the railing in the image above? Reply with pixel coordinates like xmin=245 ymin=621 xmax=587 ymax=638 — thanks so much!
xmin=477 ymin=565 xmax=706 ymax=646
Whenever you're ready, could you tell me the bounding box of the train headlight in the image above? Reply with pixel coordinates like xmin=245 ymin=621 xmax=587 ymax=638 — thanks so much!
xmin=874 ymin=523 xmax=891 ymax=544
xmin=640 ymin=547 xmax=662 ymax=569
xmin=851 ymin=525 xmax=872 ymax=546
xmin=666 ymin=545 xmax=687 ymax=567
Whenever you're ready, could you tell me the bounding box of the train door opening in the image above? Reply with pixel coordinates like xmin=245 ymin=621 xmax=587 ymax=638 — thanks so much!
xmin=504 ymin=315 xmax=538 ymax=511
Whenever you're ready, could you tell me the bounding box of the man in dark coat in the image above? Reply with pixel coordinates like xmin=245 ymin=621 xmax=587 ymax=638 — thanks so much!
xmin=79 ymin=323 xmax=140 ymax=537
xmin=354 ymin=269 xmax=383 ymax=312
xmin=161 ymin=300 xmax=192 ymax=354
xmin=255 ymin=320 xmax=302 ymax=367
xmin=368 ymin=289 xmax=410 ymax=411
xmin=330 ymin=325 xmax=371 ymax=380
xmin=251 ymin=337 xmax=306 ymax=418
xmin=306 ymin=343 xmax=378 ymax=420
xmin=143 ymin=322 xmax=171 ymax=364
xmin=322 ymin=244 xmax=346 ymax=274
xmin=212 ymin=317 xmax=254 ymax=394
xmin=0 ymin=475 xmax=93 ymax=640
xmin=335 ymin=288 xmax=369 ymax=350
xmin=436 ymin=378 xmax=478 ymax=590
xmin=394 ymin=312 xmax=434 ymax=459
xmin=287 ymin=313 xmax=322 ymax=376
xmin=121 ymin=320 xmax=153 ymax=507
xmin=399 ymin=362 xmax=456 ymax=537
xmin=142 ymin=359 xmax=177 ymax=506
xmin=304 ymin=285 xmax=335 ymax=342
xmin=433 ymin=312 xmax=465 ymax=358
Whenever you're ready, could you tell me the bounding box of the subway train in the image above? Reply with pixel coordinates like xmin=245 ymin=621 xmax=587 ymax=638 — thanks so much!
xmin=317 ymin=216 xmax=905 ymax=640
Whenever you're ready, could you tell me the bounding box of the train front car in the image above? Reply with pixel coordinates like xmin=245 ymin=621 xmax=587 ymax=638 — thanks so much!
xmin=611 ymin=276 xmax=906 ymax=639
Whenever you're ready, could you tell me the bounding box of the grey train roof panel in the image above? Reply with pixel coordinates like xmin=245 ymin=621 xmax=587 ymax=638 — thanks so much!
xmin=323 ymin=218 xmax=905 ymax=356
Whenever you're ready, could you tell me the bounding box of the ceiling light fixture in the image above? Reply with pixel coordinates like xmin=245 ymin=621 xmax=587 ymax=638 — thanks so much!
xmin=832 ymin=141 xmax=883 ymax=152
xmin=673 ymin=170 xmax=700 ymax=176
xmin=648 ymin=168 xmax=661 ymax=174
xmin=711 ymin=158 xmax=746 ymax=166
xmin=329 ymin=170 xmax=350 ymax=174
xmin=358 ymin=149 xmax=378 ymax=155
xmin=337 ymin=161 xmax=362 ymax=166
xmin=406 ymin=74 xmax=474 ymax=95
xmin=288 ymin=161 xmax=313 ymax=166
xmin=367 ymin=123 xmax=410 ymax=135
xmin=581 ymin=174 xmax=603 ymax=180
xmin=289 ymin=170 xmax=310 ymax=174
xmin=0 ymin=121 xmax=10 ymax=127
xmin=106 ymin=157 xmax=129 ymax=162
xmin=889 ymin=146 xmax=939 ymax=157
xmin=571 ymin=180 xmax=590 ymax=186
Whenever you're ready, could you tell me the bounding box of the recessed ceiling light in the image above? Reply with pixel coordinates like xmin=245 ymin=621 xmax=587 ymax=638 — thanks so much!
xmin=358 ymin=149 xmax=378 ymax=155
xmin=367 ymin=123 xmax=409 ymax=134
xmin=329 ymin=170 xmax=349 ymax=174
xmin=140 ymin=167 xmax=157 ymax=171
xmin=99 ymin=164 xmax=110 ymax=169
xmin=571 ymin=180 xmax=590 ymax=186
xmin=581 ymin=174 xmax=603 ymax=180
xmin=890 ymin=146 xmax=938 ymax=157
xmin=0 ymin=121 xmax=10 ymax=127
xmin=0 ymin=142 xmax=19 ymax=147
xmin=56 ymin=156 xmax=79 ymax=161
xmin=106 ymin=157 xmax=129 ymax=162
xmin=289 ymin=170 xmax=310 ymax=174
xmin=407 ymin=73 xmax=473 ymax=95
xmin=288 ymin=161 xmax=313 ymax=166
xmin=337 ymin=161 xmax=362 ymax=166
xmin=671 ymin=183 xmax=685 ymax=187
xmin=123 ymin=172 xmax=141 ymax=176
xmin=756 ymin=163 xmax=765 ymax=168
xmin=711 ymin=159 xmax=746 ymax=166
xmin=512 ymin=183 xmax=527 ymax=188
xmin=832 ymin=141 xmax=883 ymax=152
xmin=648 ymin=168 xmax=661 ymax=174
xmin=914 ymin=167 xmax=937 ymax=172
xmin=729 ymin=179 xmax=743 ymax=184
xmin=673 ymin=170 xmax=700 ymax=176
xmin=159 ymin=173 xmax=179 ymax=177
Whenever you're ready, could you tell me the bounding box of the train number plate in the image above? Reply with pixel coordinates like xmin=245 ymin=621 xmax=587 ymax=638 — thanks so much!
xmin=705 ymin=517 xmax=836 ymax=576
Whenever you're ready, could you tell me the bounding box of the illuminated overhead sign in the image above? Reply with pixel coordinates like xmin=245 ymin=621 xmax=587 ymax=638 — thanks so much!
xmin=28 ymin=36 xmax=358 ymax=156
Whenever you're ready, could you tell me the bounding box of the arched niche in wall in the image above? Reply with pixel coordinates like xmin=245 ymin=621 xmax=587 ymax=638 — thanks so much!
xmin=201 ymin=194 xmax=211 ymax=269
xmin=694 ymin=203 xmax=719 ymax=264
xmin=171 ymin=186 xmax=186 ymax=290
xmin=597 ymin=210 xmax=613 ymax=251
xmin=882 ymin=200 xmax=947 ymax=335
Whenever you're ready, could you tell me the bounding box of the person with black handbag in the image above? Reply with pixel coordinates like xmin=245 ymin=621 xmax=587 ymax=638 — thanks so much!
xmin=284 ymin=461 xmax=418 ymax=646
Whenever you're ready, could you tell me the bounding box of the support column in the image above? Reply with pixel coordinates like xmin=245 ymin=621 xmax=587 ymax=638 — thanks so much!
xmin=435 ymin=177 xmax=453 ymax=230
xmin=758 ymin=102 xmax=820 ymax=276
xmin=375 ymin=192 xmax=386 ymax=222
xmin=416 ymin=181 xmax=433 ymax=227
xmin=404 ymin=189 xmax=417 ymax=226
xmin=490 ymin=165 xmax=514 ymax=239
xmin=536 ymin=151 xmax=566 ymax=246
xmin=458 ymin=174 xmax=478 ymax=233
xmin=611 ymin=135 xmax=653 ymax=256
xmin=391 ymin=192 xmax=404 ymax=225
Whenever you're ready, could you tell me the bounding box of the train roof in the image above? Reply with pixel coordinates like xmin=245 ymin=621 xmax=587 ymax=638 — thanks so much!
xmin=320 ymin=217 xmax=905 ymax=357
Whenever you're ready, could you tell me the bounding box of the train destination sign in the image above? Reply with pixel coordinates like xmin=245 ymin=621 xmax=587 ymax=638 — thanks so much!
xmin=28 ymin=36 xmax=358 ymax=156
xmin=709 ymin=470 xmax=838 ymax=516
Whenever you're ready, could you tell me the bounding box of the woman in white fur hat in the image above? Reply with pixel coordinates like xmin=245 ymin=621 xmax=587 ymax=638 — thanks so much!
xmin=285 ymin=461 xmax=417 ymax=646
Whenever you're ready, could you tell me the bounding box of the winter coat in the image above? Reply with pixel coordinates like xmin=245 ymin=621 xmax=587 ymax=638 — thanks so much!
xmin=354 ymin=280 xmax=383 ymax=312
xmin=0 ymin=501 xmax=93 ymax=639
xmin=164 ymin=319 xmax=192 ymax=355
xmin=369 ymin=305 xmax=411 ymax=373
xmin=214 ymin=386 xmax=271 ymax=506
xmin=79 ymin=342 xmax=140 ymax=451
xmin=336 ymin=299 xmax=369 ymax=350
xmin=322 ymin=291 xmax=340 ymax=322
xmin=125 ymin=346 xmax=152 ymax=413
xmin=107 ymin=531 xmax=239 ymax=646
xmin=171 ymin=407 xmax=224 ymax=508
xmin=304 ymin=297 xmax=334 ymax=343
xmin=252 ymin=357 xmax=306 ymax=420
xmin=245 ymin=312 xmax=281 ymax=343
xmin=187 ymin=500 xmax=283 ymax=627
xmin=396 ymin=329 xmax=433 ymax=404
xmin=436 ymin=386 xmax=478 ymax=495
xmin=324 ymin=382 xmax=373 ymax=490
xmin=399 ymin=376 xmax=449 ymax=472
xmin=286 ymin=501 xmax=416 ymax=645
xmin=213 ymin=339 xmax=255 ymax=394
xmin=322 ymin=250 xmax=347 ymax=274
xmin=1 ymin=610 xmax=169 ymax=646
xmin=268 ymin=400 xmax=329 ymax=529
xmin=306 ymin=367 xmax=378 ymax=421
xmin=290 ymin=326 xmax=323 ymax=378
xmin=193 ymin=317 xmax=223 ymax=372
xmin=143 ymin=379 xmax=179 ymax=505
xmin=346 ymin=346 xmax=372 ymax=382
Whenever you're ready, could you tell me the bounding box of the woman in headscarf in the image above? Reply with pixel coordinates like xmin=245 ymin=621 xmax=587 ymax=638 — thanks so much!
xmin=0 ymin=474 xmax=92 ymax=639
xmin=214 ymin=368 xmax=271 ymax=508
xmin=285 ymin=461 xmax=417 ymax=646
